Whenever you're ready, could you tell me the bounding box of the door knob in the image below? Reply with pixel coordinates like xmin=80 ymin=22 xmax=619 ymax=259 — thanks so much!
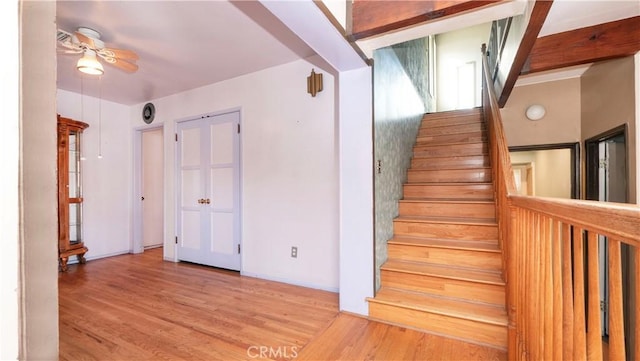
xmin=141 ymin=196 xmax=145 ymax=201
xmin=205 ymin=199 xmax=211 ymax=204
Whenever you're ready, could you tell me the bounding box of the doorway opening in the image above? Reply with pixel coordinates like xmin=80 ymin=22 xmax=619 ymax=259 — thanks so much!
xmin=508 ymin=142 xmax=580 ymax=199
xmin=585 ymin=125 xmax=630 ymax=343
xmin=586 ymin=125 xmax=628 ymax=203
xmin=133 ymin=124 xmax=164 ymax=256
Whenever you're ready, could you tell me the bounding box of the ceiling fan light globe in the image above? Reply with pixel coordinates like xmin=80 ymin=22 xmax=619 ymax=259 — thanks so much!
xmin=77 ymin=52 xmax=104 ymax=75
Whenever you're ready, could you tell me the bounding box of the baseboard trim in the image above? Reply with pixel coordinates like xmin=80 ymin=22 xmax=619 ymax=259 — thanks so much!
xmin=241 ymin=271 xmax=338 ymax=293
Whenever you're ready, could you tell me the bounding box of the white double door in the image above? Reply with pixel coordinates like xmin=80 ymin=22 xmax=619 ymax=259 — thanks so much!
xmin=177 ymin=111 xmax=240 ymax=271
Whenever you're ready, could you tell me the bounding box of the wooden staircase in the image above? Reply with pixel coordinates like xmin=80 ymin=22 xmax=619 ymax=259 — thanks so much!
xmin=367 ymin=107 xmax=508 ymax=349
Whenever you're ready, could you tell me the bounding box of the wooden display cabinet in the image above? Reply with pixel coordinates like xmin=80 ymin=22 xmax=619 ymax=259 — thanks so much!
xmin=58 ymin=115 xmax=89 ymax=271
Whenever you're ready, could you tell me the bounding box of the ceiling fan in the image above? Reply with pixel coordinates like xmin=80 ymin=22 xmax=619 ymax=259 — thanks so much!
xmin=57 ymin=27 xmax=139 ymax=75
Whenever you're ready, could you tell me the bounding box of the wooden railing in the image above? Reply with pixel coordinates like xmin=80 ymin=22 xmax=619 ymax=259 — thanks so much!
xmin=481 ymin=45 xmax=640 ymax=360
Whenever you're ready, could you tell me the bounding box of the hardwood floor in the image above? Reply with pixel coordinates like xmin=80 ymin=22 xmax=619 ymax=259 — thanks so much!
xmin=59 ymin=248 xmax=337 ymax=361
xmin=298 ymin=313 xmax=506 ymax=361
xmin=59 ymin=248 xmax=506 ymax=360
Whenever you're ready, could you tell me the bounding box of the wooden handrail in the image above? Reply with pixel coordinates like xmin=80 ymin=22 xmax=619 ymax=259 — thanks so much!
xmin=511 ymin=196 xmax=640 ymax=247
xmin=481 ymin=44 xmax=517 ymax=197
xmin=481 ymin=40 xmax=640 ymax=360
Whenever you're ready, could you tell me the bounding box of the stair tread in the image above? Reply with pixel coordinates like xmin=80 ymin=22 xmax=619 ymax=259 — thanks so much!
xmin=416 ymin=132 xmax=486 ymax=142
xmin=422 ymin=108 xmax=482 ymax=118
xmin=405 ymin=182 xmax=493 ymax=186
xmin=410 ymin=165 xmax=491 ymax=171
xmin=414 ymin=141 xmax=488 ymax=149
xmin=412 ymin=155 xmax=489 ymax=161
xmin=369 ymin=287 xmax=507 ymax=325
xmin=389 ymin=236 xmax=500 ymax=252
xmin=382 ymin=259 xmax=504 ymax=285
xmin=413 ymin=154 xmax=488 ymax=159
xmin=395 ymin=215 xmax=497 ymax=225
xmin=421 ymin=120 xmax=483 ymax=128
xmin=402 ymin=198 xmax=495 ymax=203
xmin=419 ymin=128 xmax=485 ymax=134
xmin=399 ymin=199 xmax=495 ymax=204
xmin=408 ymin=166 xmax=491 ymax=172
xmin=418 ymin=130 xmax=486 ymax=138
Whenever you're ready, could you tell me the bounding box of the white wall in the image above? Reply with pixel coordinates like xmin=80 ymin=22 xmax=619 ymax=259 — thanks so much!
xmin=435 ymin=22 xmax=491 ymax=111
xmin=130 ymin=58 xmax=339 ymax=292
xmin=502 ymin=78 xmax=581 ymax=147
xmin=21 ymin=1 xmax=59 ymax=359
xmin=2 ymin=1 xmax=20 ymax=358
xmin=339 ymin=67 xmax=374 ymax=315
xmin=57 ymin=89 xmax=133 ymax=261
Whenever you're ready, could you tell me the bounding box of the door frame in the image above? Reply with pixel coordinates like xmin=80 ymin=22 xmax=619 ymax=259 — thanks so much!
xmin=584 ymin=124 xmax=629 ymax=202
xmin=508 ymin=142 xmax=581 ymax=199
xmin=132 ymin=123 xmax=165 ymax=254
xmin=174 ymin=107 xmax=243 ymax=269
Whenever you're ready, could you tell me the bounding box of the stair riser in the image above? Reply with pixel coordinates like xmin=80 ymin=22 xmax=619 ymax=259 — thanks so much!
xmin=411 ymin=156 xmax=489 ymax=170
xmin=387 ymin=244 xmax=502 ymax=270
xmin=421 ymin=115 xmax=483 ymax=128
xmin=416 ymin=132 xmax=485 ymax=145
xmin=380 ymin=270 xmax=505 ymax=305
xmin=398 ymin=201 xmax=495 ymax=218
xmin=414 ymin=143 xmax=488 ymax=157
xmin=420 ymin=115 xmax=484 ymax=129
xmin=393 ymin=222 xmax=498 ymax=241
xmin=403 ymin=184 xmax=494 ymax=200
xmin=419 ymin=122 xmax=484 ymax=137
xmin=369 ymin=302 xmax=507 ymax=349
xmin=422 ymin=109 xmax=481 ymax=121
xmin=407 ymin=169 xmax=492 ymax=183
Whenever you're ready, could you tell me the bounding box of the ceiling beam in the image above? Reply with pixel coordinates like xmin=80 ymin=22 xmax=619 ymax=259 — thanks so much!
xmin=497 ymin=0 xmax=553 ymax=107
xmin=350 ymin=0 xmax=499 ymax=41
xmin=524 ymin=16 xmax=640 ymax=74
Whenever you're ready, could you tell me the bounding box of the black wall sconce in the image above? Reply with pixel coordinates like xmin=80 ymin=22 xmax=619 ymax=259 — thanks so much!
xmin=307 ymin=69 xmax=323 ymax=97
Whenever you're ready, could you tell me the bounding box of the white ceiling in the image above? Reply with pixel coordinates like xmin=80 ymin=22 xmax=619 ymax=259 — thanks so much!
xmin=539 ymin=0 xmax=640 ymax=37
xmin=56 ymin=1 xmax=316 ymax=105
xmin=56 ymin=1 xmax=640 ymax=106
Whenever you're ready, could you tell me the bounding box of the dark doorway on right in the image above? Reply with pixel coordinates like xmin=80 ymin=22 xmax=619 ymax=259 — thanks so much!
xmin=585 ymin=124 xmax=631 ymax=348
xmin=585 ymin=124 xmax=629 ymax=203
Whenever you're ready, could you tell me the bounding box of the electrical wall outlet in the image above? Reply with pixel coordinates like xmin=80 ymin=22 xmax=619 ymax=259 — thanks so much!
xmin=291 ymin=246 xmax=298 ymax=258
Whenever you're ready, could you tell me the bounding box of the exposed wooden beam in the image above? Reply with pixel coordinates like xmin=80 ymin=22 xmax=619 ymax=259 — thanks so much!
xmin=350 ymin=0 xmax=499 ymax=41
xmin=497 ymin=0 xmax=552 ymax=108
xmin=525 ymin=16 xmax=640 ymax=74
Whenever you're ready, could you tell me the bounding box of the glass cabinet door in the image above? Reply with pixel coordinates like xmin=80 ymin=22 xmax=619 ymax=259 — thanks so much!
xmin=68 ymin=130 xmax=82 ymax=245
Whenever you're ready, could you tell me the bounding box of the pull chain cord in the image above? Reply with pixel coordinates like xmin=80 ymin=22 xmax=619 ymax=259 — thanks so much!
xmin=98 ymin=74 xmax=103 ymax=159
xmin=79 ymin=74 xmax=87 ymax=161
xmin=80 ymin=73 xmax=84 ymax=121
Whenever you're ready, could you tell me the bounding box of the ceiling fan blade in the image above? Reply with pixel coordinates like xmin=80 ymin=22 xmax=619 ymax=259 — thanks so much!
xmin=57 ymin=48 xmax=84 ymax=55
xmin=100 ymin=47 xmax=139 ymax=60
xmin=108 ymin=58 xmax=139 ymax=73
xmin=74 ymin=31 xmax=95 ymax=49
xmin=57 ymin=41 xmax=83 ymax=51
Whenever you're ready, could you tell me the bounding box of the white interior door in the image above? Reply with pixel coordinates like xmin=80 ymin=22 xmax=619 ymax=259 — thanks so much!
xmin=142 ymin=128 xmax=164 ymax=249
xmin=177 ymin=111 xmax=241 ymax=270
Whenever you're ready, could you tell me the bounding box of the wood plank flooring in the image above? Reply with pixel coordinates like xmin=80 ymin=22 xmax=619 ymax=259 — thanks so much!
xmin=59 ymin=248 xmax=506 ymax=360
xmin=59 ymin=248 xmax=337 ymax=361
xmin=297 ymin=313 xmax=506 ymax=361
